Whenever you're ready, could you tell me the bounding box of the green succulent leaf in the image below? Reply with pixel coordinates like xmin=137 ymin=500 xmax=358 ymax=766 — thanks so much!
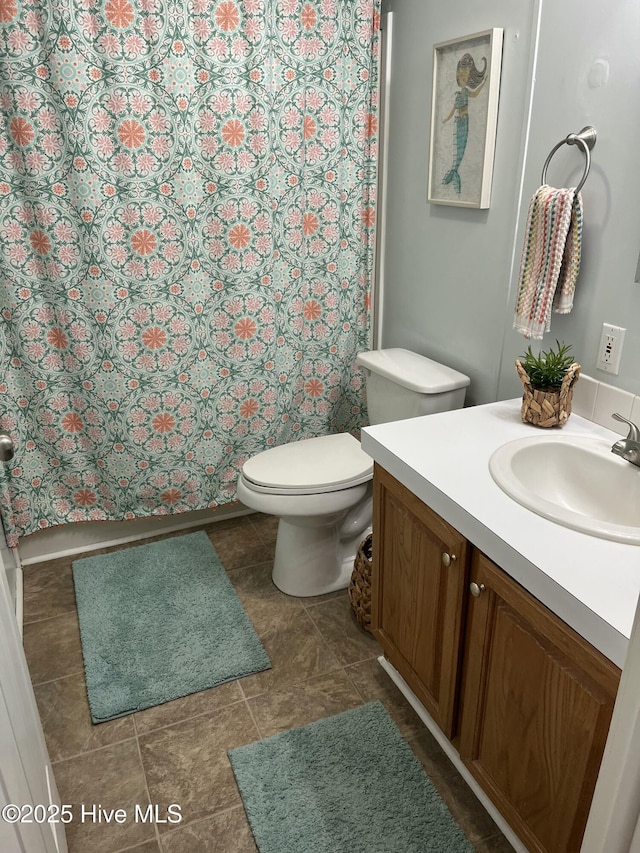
xmin=518 ymin=340 xmax=575 ymax=390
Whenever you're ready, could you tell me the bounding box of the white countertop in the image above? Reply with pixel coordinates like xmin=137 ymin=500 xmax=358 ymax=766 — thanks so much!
xmin=361 ymin=399 xmax=640 ymax=669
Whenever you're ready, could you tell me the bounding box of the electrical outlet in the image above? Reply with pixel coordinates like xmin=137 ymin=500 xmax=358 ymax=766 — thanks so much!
xmin=596 ymin=323 xmax=626 ymax=374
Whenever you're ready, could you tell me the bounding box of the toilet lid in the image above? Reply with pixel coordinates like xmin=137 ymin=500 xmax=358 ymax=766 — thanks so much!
xmin=242 ymin=433 xmax=373 ymax=495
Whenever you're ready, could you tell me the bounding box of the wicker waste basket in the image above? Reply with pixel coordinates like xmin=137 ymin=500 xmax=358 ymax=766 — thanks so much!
xmin=348 ymin=533 xmax=373 ymax=632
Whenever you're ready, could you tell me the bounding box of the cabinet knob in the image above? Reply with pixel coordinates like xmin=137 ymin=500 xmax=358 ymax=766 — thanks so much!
xmin=470 ymin=582 xmax=486 ymax=598
xmin=441 ymin=552 xmax=457 ymax=567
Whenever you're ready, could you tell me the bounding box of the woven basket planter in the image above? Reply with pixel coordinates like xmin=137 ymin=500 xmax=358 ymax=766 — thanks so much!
xmin=515 ymin=360 xmax=581 ymax=428
xmin=348 ymin=533 xmax=373 ymax=632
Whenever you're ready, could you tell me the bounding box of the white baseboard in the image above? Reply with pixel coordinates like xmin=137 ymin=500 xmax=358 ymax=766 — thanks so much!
xmin=377 ymin=655 xmax=524 ymax=853
xmin=18 ymin=504 xmax=253 ymax=566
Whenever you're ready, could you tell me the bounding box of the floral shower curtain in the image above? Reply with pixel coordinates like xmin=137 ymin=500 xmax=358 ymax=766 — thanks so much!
xmin=0 ymin=0 xmax=380 ymax=546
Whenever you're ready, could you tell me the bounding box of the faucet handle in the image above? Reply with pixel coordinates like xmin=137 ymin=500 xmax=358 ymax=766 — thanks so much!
xmin=612 ymin=412 xmax=640 ymax=443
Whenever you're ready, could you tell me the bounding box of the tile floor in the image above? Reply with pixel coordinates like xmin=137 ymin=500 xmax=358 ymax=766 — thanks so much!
xmin=22 ymin=512 xmax=513 ymax=853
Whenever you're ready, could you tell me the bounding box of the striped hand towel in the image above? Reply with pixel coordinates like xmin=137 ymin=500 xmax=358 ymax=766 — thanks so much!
xmin=513 ymin=185 xmax=583 ymax=340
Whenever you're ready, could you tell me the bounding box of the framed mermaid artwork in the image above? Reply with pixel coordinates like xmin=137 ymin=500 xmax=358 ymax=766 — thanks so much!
xmin=427 ymin=28 xmax=503 ymax=209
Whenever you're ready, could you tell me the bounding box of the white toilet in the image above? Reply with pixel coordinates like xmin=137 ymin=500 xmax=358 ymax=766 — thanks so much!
xmin=236 ymin=348 xmax=470 ymax=597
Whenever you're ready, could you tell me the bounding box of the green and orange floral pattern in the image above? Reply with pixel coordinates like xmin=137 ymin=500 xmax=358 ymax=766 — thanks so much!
xmin=0 ymin=0 xmax=379 ymax=545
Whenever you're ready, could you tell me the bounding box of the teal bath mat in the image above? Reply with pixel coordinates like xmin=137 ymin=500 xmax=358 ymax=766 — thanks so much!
xmin=229 ymin=701 xmax=473 ymax=853
xmin=72 ymin=531 xmax=270 ymax=723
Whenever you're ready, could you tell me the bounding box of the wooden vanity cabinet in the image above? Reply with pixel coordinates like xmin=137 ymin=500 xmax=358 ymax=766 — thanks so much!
xmin=460 ymin=549 xmax=620 ymax=853
xmin=372 ymin=466 xmax=621 ymax=853
xmin=371 ymin=463 xmax=470 ymax=738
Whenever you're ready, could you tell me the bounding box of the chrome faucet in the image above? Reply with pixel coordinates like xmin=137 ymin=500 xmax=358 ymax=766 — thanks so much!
xmin=611 ymin=413 xmax=640 ymax=467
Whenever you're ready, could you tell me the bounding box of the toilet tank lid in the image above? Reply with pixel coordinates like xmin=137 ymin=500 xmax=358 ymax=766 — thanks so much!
xmin=356 ymin=348 xmax=470 ymax=394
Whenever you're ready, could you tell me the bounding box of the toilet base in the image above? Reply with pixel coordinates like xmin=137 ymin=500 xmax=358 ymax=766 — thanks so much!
xmin=272 ymin=503 xmax=371 ymax=598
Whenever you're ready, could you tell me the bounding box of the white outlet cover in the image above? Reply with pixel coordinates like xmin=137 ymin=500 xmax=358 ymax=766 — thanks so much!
xmin=597 ymin=323 xmax=625 ymax=374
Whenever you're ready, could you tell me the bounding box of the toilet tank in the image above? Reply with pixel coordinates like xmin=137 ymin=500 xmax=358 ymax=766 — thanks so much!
xmin=356 ymin=348 xmax=470 ymax=425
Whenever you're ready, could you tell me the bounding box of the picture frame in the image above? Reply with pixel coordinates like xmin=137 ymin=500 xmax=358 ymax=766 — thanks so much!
xmin=427 ymin=28 xmax=503 ymax=209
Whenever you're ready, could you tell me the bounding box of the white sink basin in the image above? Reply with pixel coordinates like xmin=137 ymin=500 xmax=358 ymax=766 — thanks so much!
xmin=489 ymin=434 xmax=640 ymax=544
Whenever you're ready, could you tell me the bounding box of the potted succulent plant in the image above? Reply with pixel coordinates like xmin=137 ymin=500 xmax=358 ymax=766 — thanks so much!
xmin=515 ymin=340 xmax=581 ymax=428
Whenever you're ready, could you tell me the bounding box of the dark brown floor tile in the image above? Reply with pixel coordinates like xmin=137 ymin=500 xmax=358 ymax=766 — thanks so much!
xmin=248 ymin=668 xmax=363 ymax=737
xmin=226 ymin=561 xmax=286 ymax=606
xmin=161 ymin=807 xmax=257 ymax=853
xmin=409 ymin=733 xmax=502 ymax=844
xmin=473 ymin=834 xmax=516 ymax=851
xmin=23 ymin=611 xmax=85 ymax=685
xmin=139 ymin=703 xmax=259 ymax=832
xmin=200 ymin=513 xmax=253 ymax=533
xmin=35 ymin=672 xmax=135 ymax=762
xmin=134 ymin=682 xmax=244 ymax=736
xmin=344 ymin=657 xmax=426 ymax=739
xmin=237 ymin=598 xmax=341 ymax=699
xmin=306 ymin=595 xmax=380 ymax=665
xmin=206 ymin=524 xmax=275 ymax=571
xmin=53 ymin=739 xmax=153 ymax=853
xmin=237 ymin=583 xmax=304 ymax=629
xmin=247 ymin=512 xmax=278 ymax=546
xmin=125 ymin=841 xmax=162 ymax=853
xmin=301 ymin=587 xmax=348 ymax=606
xmin=22 ymin=558 xmax=77 ymax=623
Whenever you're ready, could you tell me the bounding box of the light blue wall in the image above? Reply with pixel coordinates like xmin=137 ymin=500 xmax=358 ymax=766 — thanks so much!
xmin=496 ymin=0 xmax=640 ymax=400
xmin=382 ymin=0 xmax=640 ymax=405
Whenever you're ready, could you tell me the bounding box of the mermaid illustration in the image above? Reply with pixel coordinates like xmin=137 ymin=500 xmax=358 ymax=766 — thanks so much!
xmin=442 ymin=53 xmax=487 ymax=193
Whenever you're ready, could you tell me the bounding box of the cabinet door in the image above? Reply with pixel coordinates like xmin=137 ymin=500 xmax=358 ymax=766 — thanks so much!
xmin=372 ymin=464 xmax=469 ymax=738
xmin=460 ymin=549 xmax=620 ymax=853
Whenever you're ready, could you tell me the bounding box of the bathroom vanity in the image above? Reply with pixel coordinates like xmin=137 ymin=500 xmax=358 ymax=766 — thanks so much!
xmin=361 ymin=400 xmax=638 ymax=853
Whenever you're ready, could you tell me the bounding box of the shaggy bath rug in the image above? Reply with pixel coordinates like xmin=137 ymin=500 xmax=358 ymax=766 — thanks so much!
xmin=229 ymin=700 xmax=473 ymax=853
xmin=72 ymin=530 xmax=270 ymax=723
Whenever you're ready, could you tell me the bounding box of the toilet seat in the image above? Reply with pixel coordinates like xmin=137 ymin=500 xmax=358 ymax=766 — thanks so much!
xmin=241 ymin=433 xmax=373 ymax=496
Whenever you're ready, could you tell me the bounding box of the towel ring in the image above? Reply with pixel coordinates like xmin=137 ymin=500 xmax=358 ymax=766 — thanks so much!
xmin=541 ymin=126 xmax=597 ymax=193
